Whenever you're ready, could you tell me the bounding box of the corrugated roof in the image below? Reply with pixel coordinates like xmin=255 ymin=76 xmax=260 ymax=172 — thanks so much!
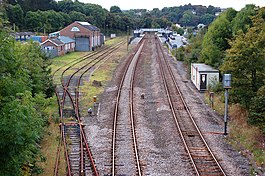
xmin=58 ymin=36 xmax=75 ymax=44
xmin=76 ymin=21 xmax=99 ymax=31
xmin=82 ymin=25 xmax=99 ymax=31
xmin=192 ymin=63 xmax=219 ymax=72
xmin=51 ymin=38 xmax=64 ymax=46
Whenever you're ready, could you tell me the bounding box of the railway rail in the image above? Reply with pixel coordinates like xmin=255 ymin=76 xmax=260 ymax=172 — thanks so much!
xmin=51 ymin=34 xmax=228 ymax=175
xmin=111 ymin=35 xmax=147 ymax=176
xmin=53 ymin=41 xmax=125 ymax=176
xmin=155 ymin=35 xmax=226 ymax=176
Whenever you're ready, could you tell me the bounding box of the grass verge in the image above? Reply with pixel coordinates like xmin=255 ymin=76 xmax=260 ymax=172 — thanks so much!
xmin=50 ymin=52 xmax=89 ymax=74
xmin=79 ymin=47 xmax=127 ymax=114
xmin=204 ymin=92 xmax=265 ymax=174
xmin=34 ymin=95 xmax=66 ymax=175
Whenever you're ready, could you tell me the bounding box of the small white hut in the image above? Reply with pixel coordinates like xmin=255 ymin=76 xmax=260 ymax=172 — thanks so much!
xmin=191 ymin=63 xmax=219 ymax=91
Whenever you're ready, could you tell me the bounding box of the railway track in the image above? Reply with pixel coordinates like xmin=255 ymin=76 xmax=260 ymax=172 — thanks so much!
xmin=111 ymin=35 xmax=147 ymax=176
xmin=53 ymin=41 xmax=125 ymax=176
xmin=155 ymin=35 xmax=226 ymax=176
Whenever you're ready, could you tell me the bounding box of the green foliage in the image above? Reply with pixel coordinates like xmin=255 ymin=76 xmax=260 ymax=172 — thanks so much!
xmin=181 ymin=29 xmax=206 ymax=65
xmin=0 ymin=92 xmax=44 ymax=176
xmin=69 ymin=10 xmax=87 ymax=22
xmin=200 ymin=13 xmax=215 ymax=25
xmin=110 ymin=5 xmax=122 ymax=13
xmin=7 ymin=0 xmax=55 ymax=12
xmin=24 ymin=11 xmax=43 ymax=31
xmin=232 ymin=4 xmax=258 ymax=35
xmin=0 ymin=21 xmax=54 ymax=175
xmin=174 ymin=46 xmax=185 ymax=61
xmin=171 ymin=25 xmax=185 ymax=35
xmin=249 ymin=86 xmax=265 ymax=133
xmin=221 ymin=8 xmax=265 ymax=107
xmin=24 ymin=10 xmax=71 ymax=32
xmin=14 ymin=41 xmax=54 ymax=96
xmin=4 ymin=1 xmax=220 ymax=34
xmin=208 ymin=81 xmax=223 ymax=93
xmin=201 ymin=8 xmax=237 ymax=68
xmin=6 ymin=4 xmax=24 ymax=29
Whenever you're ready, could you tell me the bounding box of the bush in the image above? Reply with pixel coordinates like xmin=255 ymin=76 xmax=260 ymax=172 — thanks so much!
xmin=208 ymin=79 xmax=223 ymax=93
xmin=248 ymin=86 xmax=265 ymax=133
xmin=175 ymin=46 xmax=185 ymax=61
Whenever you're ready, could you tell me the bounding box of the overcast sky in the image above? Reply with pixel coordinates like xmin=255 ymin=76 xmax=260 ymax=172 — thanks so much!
xmin=79 ymin=0 xmax=265 ymax=11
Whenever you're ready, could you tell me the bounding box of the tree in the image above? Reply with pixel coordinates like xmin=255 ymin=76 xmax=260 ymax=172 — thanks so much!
xmin=141 ymin=17 xmax=152 ymax=28
xmin=195 ymin=5 xmax=207 ymax=15
xmin=232 ymin=4 xmax=258 ymax=35
xmin=0 ymin=92 xmax=44 ymax=175
xmin=220 ymin=9 xmax=265 ymax=107
xmin=249 ymin=86 xmax=265 ymax=133
xmin=6 ymin=4 xmax=24 ymax=29
xmin=201 ymin=8 xmax=237 ymax=68
xmin=69 ymin=11 xmax=87 ymax=22
xmin=83 ymin=4 xmax=107 ymax=28
xmin=8 ymin=0 xmax=56 ymax=12
xmin=57 ymin=0 xmax=74 ymax=13
xmin=0 ymin=19 xmax=53 ymax=175
xmin=110 ymin=5 xmax=122 ymax=13
xmin=180 ymin=10 xmax=193 ymax=26
xmin=186 ymin=29 xmax=206 ymax=64
xmin=25 ymin=11 xmax=44 ymax=31
xmin=200 ymin=13 xmax=215 ymax=25
xmin=171 ymin=24 xmax=184 ymax=35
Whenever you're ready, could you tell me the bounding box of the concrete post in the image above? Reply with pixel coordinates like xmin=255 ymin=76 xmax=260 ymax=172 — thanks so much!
xmin=224 ymin=89 xmax=228 ymax=135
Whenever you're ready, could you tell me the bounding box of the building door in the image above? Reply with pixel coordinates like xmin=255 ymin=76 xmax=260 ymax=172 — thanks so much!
xmin=75 ymin=37 xmax=90 ymax=51
xmin=200 ymin=74 xmax=207 ymax=90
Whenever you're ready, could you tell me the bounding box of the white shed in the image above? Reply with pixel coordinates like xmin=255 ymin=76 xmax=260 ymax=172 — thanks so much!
xmin=191 ymin=63 xmax=219 ymax=91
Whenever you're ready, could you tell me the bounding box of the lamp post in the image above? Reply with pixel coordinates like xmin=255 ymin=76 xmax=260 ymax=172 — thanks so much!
xmin=223 ymin=74 xmax=232 ymax=135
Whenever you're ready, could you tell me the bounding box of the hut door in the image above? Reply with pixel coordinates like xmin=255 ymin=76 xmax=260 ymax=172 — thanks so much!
xmin=200 ymin=74 xmax=207 ymax=90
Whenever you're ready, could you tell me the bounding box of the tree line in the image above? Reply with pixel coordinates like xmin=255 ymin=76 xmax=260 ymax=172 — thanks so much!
xmin=2 ymin=0 xmax=220 ymax=34
xmin=0 ymin=15 xmax=54 ymax=175
xmin=176 ymin=5 xmax=265 ymax=132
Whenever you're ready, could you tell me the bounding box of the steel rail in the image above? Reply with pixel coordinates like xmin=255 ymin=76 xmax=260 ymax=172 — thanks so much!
xmin=61 ymin=41 xmax=125 ymax=88
xmin=155 ymin=39 xmax=200 ymax=175
xmin=52 ymin=43 xmax=115 ymax=78
xmin=156 ymin=36 xmax=226 ymax=175
xmin=54 ymin=40 xmax=125 ymax=176
xmin=129 ymin=39 xmax=145 ymax=176
xmin=112 ymin=36 xmax=145 ymax=176
xmin=60 ymin=41 xmax=125 ymax=110
xmin=53 ymin=124 xmax=63 ymax=176
xmin=62 ymin=124 xmax=72 ymax=176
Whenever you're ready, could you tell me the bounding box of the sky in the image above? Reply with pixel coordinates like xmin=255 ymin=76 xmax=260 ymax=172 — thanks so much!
xmin=79 ymin=0 xmax=265 ymax=11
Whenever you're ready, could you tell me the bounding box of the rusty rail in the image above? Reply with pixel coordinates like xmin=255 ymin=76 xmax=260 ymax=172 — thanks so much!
xmin=112 ymin=35 xmax=145 ymax=176
xmin=155 ymin=36 xmax=226 ymax=176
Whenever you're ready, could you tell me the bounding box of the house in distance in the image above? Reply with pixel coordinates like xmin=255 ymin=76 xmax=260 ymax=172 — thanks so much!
xmin=41 ymin=21 xmax=104 ymax=57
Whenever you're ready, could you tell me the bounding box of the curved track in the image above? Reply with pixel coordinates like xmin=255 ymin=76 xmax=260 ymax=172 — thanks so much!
xmin=53 ymin=41 xmax=125 ymax=176
xmin=155 ymin=35 xmax=226 ymax=176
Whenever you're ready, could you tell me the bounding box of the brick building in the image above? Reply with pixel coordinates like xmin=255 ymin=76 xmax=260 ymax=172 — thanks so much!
xmin=60 ymin=21 xmax=101 ymax=51
xmin=41 ymin=38 xmax=65 ymax=58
